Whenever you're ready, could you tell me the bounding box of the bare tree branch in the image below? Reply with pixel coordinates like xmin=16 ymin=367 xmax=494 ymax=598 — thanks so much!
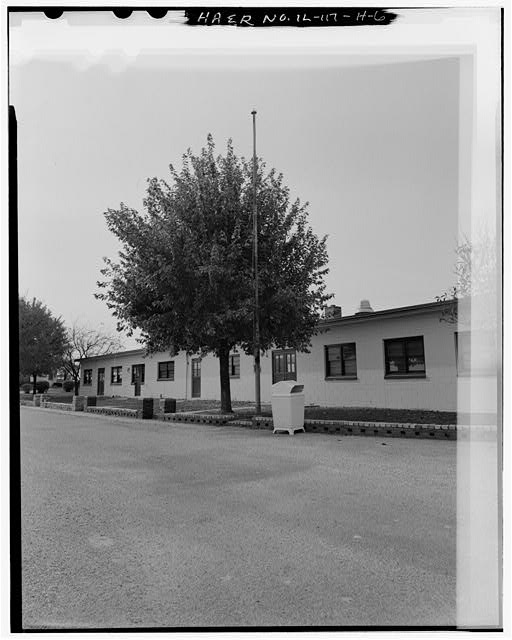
xmin=62 ymin=322 xmax=124 ymax=394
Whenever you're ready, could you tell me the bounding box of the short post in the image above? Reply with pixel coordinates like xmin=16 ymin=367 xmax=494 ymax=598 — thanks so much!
xmin=151 ymin=398 xmax=177 ymax=419
xmin=141 ymin=398 xmax=154 ymax=419
xmin=160 ymin=398 xmax=176 ymax=414
xmin=33 ymin=395 xmax=41 ymax=407
xmin=71 ymin=395 xmax=85 ymax=412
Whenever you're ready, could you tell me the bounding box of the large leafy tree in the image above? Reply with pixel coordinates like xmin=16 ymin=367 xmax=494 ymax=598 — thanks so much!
xmin=62 ymin=322 xmax=124 ymax=395
xmin=97 ymin=135 xmax=331 ymax=412
xmin=19 ymin=296 xmax=68 ymax=394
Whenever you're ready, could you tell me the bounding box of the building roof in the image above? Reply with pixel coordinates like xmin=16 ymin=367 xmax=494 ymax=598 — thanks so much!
xmin=319 ymin=299 xmax=453 ymax=327
xmin=81 ymin=348 xmax=146 ymax=363
xmin=80 ymin=299 xmax=454 ymax=362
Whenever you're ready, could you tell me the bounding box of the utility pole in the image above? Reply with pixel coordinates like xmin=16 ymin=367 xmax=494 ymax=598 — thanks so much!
xmin=251 ymin=109 xmax=261 ymax=415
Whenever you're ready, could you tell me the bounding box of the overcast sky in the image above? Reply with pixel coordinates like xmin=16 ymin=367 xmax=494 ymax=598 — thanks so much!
xmin=10 ymin=11 xmax=462 ymax=349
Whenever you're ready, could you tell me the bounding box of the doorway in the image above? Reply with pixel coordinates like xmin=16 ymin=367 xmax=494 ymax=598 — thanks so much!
xmin=132 ymin=364 xmax=145 ymax=396
xmin=272 ymin=349 xmax=297 ymax=384
xmin=191 ymin=358 xmax=201 ymax=398
xmin=97 ymin=368 xmax=105 ymax=396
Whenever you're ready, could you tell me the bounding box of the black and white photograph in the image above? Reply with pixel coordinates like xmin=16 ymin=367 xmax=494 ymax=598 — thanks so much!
xmin=5 ymin=2 xmax=506 ymax=632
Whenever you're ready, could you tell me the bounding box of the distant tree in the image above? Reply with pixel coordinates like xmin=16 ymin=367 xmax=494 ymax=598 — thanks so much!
xmin=19 ymin=297 xmax=68 ymax=394
xmin=97 ymin=135 xmax=331 ymax=412
xmin=436 ymin=228 xmax=497 ymax=324
xmin=62 ymin=322 xmax=124 ymax=395
xmin=62 ymin=322 xmax=123 ymax=396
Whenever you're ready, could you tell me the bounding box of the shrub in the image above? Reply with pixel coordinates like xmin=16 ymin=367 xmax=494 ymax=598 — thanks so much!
xmin=35 ymin=380 xmax=50 ymax=393
xmin=21 ymin=383 xmax=32 ymax=394
xmin=63 ymin=380 xmax=75 ymax=392
xmin=52 ymin=381 xmax=63 ymax=388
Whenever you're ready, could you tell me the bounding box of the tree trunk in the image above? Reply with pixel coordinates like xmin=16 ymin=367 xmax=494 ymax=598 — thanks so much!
xmin=74 ymin=377 xmax=80 ymax=396
xmin=218 ymin=345 xmax=233 ymax=414
xmin=32 ymin=372 xmax=37 ymax=395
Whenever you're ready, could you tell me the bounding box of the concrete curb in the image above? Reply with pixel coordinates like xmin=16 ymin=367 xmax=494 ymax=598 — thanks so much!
xmin=159 ymin=412 xmax=237 ymax=425
xmin=41 ymin=401 xmax=73 ymax=411
xmin=160 ymin=412 xmax=497 ymax=441
xmin=248 ymin=416 xmax=458 ymax=440
xmin=85 ymin=406 xmax=141 ymax=419
xmin=250 ymin=416 xmax=496 ymax=440
xmin=21 ymin=404 xmax=497 ymax=441
xmin=159 ymin=411 xmax=465 ymax=440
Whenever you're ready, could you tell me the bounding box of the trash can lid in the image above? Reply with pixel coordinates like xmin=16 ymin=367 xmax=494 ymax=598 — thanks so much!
xmin=272 ymin=381 xmax=304 ymax=395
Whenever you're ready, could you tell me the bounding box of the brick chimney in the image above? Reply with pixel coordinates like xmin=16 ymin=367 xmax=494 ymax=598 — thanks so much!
xmin=324 ymin=305 xmax=342 ymax=319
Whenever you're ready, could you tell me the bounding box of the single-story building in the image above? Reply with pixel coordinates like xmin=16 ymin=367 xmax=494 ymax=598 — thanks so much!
xmin=80 ymin=299 xmax=498 ymax=413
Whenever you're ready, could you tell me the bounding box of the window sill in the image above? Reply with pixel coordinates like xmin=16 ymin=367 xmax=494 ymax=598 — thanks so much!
xmin=157 ymin=378 xmax=174 ymax=382
xmin=384 ymin=373 xmax=426 ymax=380
xmin=110 ymin=382 xmax=122 ymax=385
xmin=229 ymin=376 xmax=240 ymax=380
xmin=325 ymin=376 xmax=358 ymax=381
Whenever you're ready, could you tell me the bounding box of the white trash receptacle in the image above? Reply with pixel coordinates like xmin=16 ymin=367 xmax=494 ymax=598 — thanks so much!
xmin=271 ymin=381 xmax=305 ymax=435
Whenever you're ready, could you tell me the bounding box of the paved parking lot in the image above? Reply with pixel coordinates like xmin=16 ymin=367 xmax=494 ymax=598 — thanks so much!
xmin=20 ymin=406 xmax=457 ymax=629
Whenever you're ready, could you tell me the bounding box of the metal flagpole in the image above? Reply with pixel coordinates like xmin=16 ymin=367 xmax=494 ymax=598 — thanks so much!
xmin=251 ymin=109 xmax=261 ymax=415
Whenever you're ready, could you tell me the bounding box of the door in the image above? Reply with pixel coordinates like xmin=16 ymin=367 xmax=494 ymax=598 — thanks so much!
xmin=272 ymin=349 xmax=297 ymax=384
xmin=132 ymin=364 xmax=145 ymax=396
xmin=97 ymin=368 xmax=105 ymax=396
xmin=191 ymin=358 xmax=201 ymax=398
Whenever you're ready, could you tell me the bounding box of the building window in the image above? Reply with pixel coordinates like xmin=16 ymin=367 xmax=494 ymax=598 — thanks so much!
xmin=384 ymin=336 xmax=425 ymax=377
xmin=325 ymin=343 xmax=357 ymax=378
xmin=111 ymin=366 xmax=122 ymax=384
xmin=132 ymin=364 xmax=145 ymax=384
xmin=158 ymin=361 xmax=175 ymax=380
xmin=229 ymin=354 xmax=240 ymax=378
xmin=83 ymin=369 xmax=92 ymax=385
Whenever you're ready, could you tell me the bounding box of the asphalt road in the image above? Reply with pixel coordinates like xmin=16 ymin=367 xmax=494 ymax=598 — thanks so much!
xmin=19 ymin=406 xmax=457 ymax=629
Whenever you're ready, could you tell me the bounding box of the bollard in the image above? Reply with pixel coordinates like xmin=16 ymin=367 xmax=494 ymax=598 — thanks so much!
xmin=160 ymin=398 xmax=176 ymax=414
xmin=71 ymin=395 xmax=85 ymax=411
xmin=141 ymin=398 xmax=154 ymax=419
xmin=153 ymin=398 xmax=177 ymax=417
xmin=33 ymin=395 xmax=41 ymax=407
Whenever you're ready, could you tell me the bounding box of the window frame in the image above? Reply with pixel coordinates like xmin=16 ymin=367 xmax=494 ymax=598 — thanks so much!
xmin=157 ymin=361 xmax=175 ymax=381
xmin=229 ymin=354 xmax=240 ymax=379
xmin=324 ymin=342 xmax=358 ymax=380
xmin=384 ymin=336 xmax=426 ymax=378
xmin=110 ymin=366 xmax=122 ymax=385
xmin=83 ymin=369 xmax=93 ymax=386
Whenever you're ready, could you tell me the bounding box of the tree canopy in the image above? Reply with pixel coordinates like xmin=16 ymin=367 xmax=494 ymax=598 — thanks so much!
xmin=97 ymin=135 xmax=331 ymax=411
xmin=19 ymin=296 xmax=68 ymax=393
